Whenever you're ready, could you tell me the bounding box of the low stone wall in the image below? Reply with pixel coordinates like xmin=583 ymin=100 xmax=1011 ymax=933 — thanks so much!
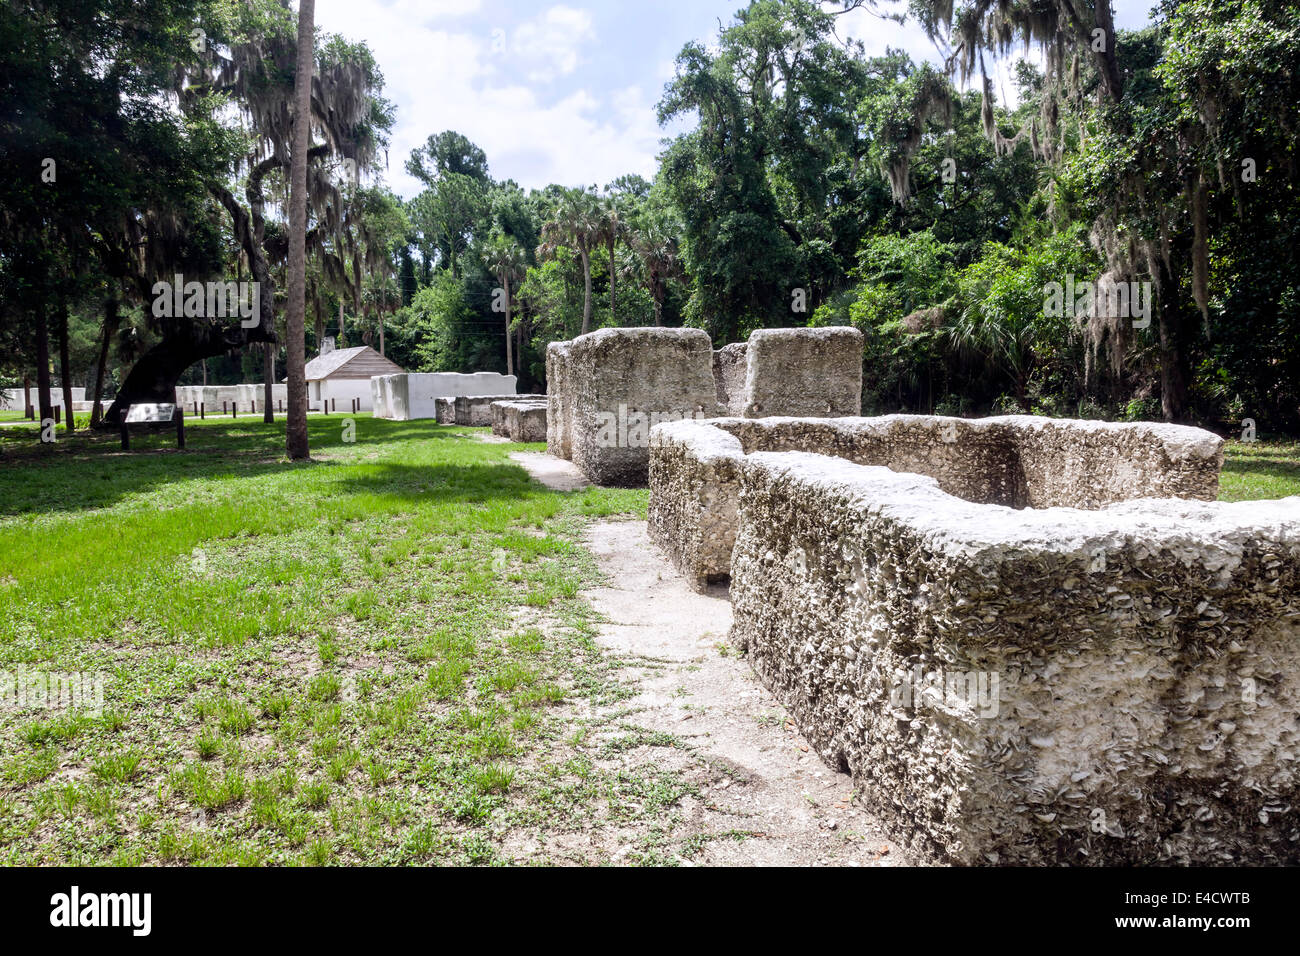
xmin=491 ymin=399 xmax=546 ymax=437
xmin=455 ymin=393 xmax=544 ymax=428
xmin=235 ymin=383 xmax=288 ymax=411
xmin=648 ymin=415 xmax=1225 ymax=587
xmin=741 ymin=327 xmax=863 ymax=418
xmin=377 ymin=372 xmax=518 ymax=420
xmin=727 ymin=451 xmax=1300 ymax=864
xmin=490 ymin=401 xmax=548 ymax=443
xmin=199 ymin=385 xmax=243 ymax=410
xmin=547 ymin=328 xmax=724 ymax=486
xmin=435 ymin=397 xmax=455 ymax=424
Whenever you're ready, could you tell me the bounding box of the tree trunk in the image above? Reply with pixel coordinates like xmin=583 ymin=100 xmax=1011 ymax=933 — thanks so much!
xmin=58 ymin=301 xmax=75 ymax=433
xmin=35 ymin=309 xmax=53 ymax=425
xmin=263 ymin=340 xmax=275 ymax=423
xmin=106 ymin=324 xmax=236 ymax=423
xmin=285 ymin=0 xmax=315 ymax=460
xmin=1156 ymin=257 xmax=1193 ymax=423
xmin=338 ymin=298 xmax=345 ymax=349
xmin=91 ymin=296 xmax=120 ymax=426
xmin=608 ymin=236 xmax=616 ymax=321
xmin=378 ymin=301 xmax=385 ymax=356
xmin=504 ymin=274 xmax=513 ymax=377
xmin=580 ymin=247 xmax=592 ymax=335
xmin=23 ymin=376 xmax=31 ymax=419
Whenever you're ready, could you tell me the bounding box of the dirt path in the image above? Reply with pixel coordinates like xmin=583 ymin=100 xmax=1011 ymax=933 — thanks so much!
xmin=579 ymin=520 xmax=906 ymax=865
xmin=504 ymin=447 xmax=908 ymax=865
xmin=508 ymin=450 xmax=591 ymax=491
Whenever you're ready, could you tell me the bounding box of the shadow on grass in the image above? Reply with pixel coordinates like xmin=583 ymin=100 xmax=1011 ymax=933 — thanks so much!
xmin=327 ymin=460 xmax=546 ymax=506
xmin=0 ymin=416 xmax=503 ymax=518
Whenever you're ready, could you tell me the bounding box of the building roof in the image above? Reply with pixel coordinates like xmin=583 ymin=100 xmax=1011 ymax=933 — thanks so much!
xmin=302 ymin=345 xmax=404 ymax=381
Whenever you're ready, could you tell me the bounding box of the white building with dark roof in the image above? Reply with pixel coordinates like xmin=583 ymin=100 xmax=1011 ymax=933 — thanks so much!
xmin=303 ymin=345 xmax=404 ymax=413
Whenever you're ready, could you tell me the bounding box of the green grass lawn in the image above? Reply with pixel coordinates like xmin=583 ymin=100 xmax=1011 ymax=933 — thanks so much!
xmin=0 ymin=415 xmax=683 ymax=865
xmin=1219 ymin=440 xmax=1300 ymax=501
xmin=0 ymin=418 xmax=1295 ymax=866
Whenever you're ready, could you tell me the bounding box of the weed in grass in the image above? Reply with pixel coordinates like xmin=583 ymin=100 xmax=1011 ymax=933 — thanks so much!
xmin=305 ymin=838 xmax=333 ymax=866
xmin=2 ymin=747 xmax=58 ymax=785
xmin=490 ymin=663 xmax=538 ymax=694
xmin=428 ymin=657 xmax=471 ymax=699
xmin=20 ymin=713 xmax=90 ymax=747
xmin=172 ymin=763 xmax=246 ymax=811
xmin=308 ymin=674 xmax=341 ymax=702
xmin=511 ymin=710 xmax=540 ymax=734
xmin=327 ymin=748 xmax=360 ymax=783
xmin=472 ymin=763 xmax=515 ymax=794
xmin=91 ymin=749 xmax=143 ymax=783
xmin=506 ymin=628 xmax=546 ymax=655
xmin=260 ymin=692 xmax=291 ymax=720
xmin=195 ymin=727 xmax=221 ymax=760
xmin=301 ymin=781 xmax=329 ymax=809
xmin=363 ymin=757 xmax=392 ymax=787
xmin=469 ymin=727 xmax=513 ymax=761
xmin=217 ymin=700 xmax=255 ymax=736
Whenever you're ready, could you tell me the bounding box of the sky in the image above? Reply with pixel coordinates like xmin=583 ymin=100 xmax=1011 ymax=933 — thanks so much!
xmin=313 ymin=0 xmax=1159 ymax=199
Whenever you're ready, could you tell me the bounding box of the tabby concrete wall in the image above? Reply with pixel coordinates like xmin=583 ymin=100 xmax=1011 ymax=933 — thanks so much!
xmin=491 ymin=400 xmax=548 ymax=442
xmin=728 ymin=451 xmax=1300 ymax=864
xmin=545 ymin=342 xmax=572 ymax=459
xmin=454 ymin=393 xmax=544 ymax=428
xmin=707 ymin=327 xmax=863 ymax=420
xmin=548 ymin=328 xmax=724 ymax=486
xmin=711 ymin=343 xmax=748 ymax=417
xmin=740 ymin=327 xmax=863 ymax=418
xmin=648 ymin=415 xmax=1224 ymax=587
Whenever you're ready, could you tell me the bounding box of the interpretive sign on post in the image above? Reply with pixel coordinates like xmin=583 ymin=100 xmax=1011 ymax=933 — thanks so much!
xmin=120 ymin=403 xmax=184 ymax=450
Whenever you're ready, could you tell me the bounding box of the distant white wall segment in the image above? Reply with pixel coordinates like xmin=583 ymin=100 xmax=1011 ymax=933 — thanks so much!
xmin=372 ymin=373 xmax=518 ymax=420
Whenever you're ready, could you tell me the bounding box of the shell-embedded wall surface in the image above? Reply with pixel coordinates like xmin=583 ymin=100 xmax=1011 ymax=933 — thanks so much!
xmin=547 ymin=328 xmax=724 ymax=486
xmin=727 ymin=451 xmax=1300 ymax=864
xmin=648 ymin=415 xmax=1225 ymax=587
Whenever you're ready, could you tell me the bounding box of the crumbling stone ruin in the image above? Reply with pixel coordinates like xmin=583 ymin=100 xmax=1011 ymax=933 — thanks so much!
xmin=491 ymin=400 xmax=548 ymax=443
xmin=647 ymin=413 xmax=1300 ymax=864
xmin=712 ymin=342 xmax=748 ymax=416
xmin=545 ymin=329 xmax=724 ymax=486
xmin=372 ymin=372 xmax=518 ymax=421
xmin=453 ymin=393 xmax=544 ymax=428
xmin=435 ymin=398 xmax=455 ymax=424
xmin=649 ymin=415 xmax=1226 ymax=585
xmin=739 ymin=327 xmax=863 ymax=418
xmin=545 ymin=326 xmax=863 ymax=485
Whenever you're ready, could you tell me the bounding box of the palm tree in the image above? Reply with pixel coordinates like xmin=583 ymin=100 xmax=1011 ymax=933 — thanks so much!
xmin=630 ymin=223 xmax=682 ymax=327
xmin=538 ymin=188 xmax=600 ymax=335
xmin=597 ymin=195 xmax=630 ymax=321
xmin=285 ymin=0 xmax=315 ymax=460
xmin=105 ymin=1 xmax=384 ymax=424
xmin=483 ymin=231 xmax=527 ymax=376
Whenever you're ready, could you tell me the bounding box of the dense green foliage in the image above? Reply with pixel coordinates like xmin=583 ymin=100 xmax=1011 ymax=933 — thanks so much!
xmin=3 ymin=0 xmax=1298 ymax=432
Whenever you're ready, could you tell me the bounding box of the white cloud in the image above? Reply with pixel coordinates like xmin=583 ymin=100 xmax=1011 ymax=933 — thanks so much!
xmin=510 ymin=6 xmax=598 ymax=83
xmin=314 ymin=0 xmax=657 ymax=197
